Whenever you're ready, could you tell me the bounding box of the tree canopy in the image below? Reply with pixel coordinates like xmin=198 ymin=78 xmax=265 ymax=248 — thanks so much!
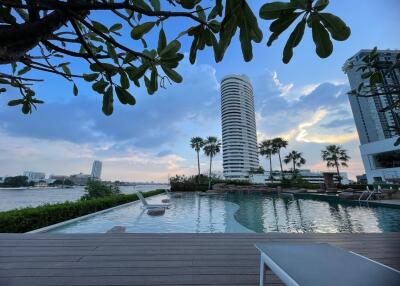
xmin=0 ymin=0 xmax=350 ymax=115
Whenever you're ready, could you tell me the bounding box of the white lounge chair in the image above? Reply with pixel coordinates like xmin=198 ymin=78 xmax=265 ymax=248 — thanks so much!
xmin=256 ymin=242 xmax=400 ymax=286
xmin=137 ymin=191 xmax=170 ymax=209
xmin=165 ymin=188 xmax=182 ymax=198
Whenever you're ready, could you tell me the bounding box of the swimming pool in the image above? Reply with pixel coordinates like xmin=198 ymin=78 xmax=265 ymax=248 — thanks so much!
xmin=48 ymin=192 xmax=400 ymax=233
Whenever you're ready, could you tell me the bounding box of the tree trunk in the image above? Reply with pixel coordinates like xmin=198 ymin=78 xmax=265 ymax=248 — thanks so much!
xmin=208 ymin=155 xmax=213 ymax=190
xmin=335 ymin=161 xmax=341 ymax=185
xmin=197 ymin=150 xmax=201 ymax=184
xmin=278 ymin=150 xmax=284 ymax=180
xmin=269 ymin=155 xmax=273 ymax=184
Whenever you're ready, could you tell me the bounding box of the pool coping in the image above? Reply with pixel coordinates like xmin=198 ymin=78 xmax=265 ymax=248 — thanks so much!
xmin=27 ymin=193 xmax=165 ymax=233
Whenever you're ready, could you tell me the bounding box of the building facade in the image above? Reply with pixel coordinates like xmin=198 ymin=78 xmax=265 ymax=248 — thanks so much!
xmin=91 ymin=160 xmax=102 ymax=180
xmin=220 ymin=75 xmax=259 ymax=179
xmin=23 ymin=171 xmax=46 ymax=182
xmin=343 ymin=49 xmax=400 ymax=183
xmin=249 ymin=169 xmax=350 ymax=185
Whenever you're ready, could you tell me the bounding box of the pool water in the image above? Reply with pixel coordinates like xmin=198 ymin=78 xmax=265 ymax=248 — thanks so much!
xmin=49 ymin=192 xmax=400 ymax=233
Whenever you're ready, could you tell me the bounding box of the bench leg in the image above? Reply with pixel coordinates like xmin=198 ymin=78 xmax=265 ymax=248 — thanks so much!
xmin=260 ymin=256 xmax=265 ymax=286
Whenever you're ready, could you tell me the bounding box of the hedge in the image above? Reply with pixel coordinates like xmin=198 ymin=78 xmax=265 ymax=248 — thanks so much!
xmin=0 ymin=189 xmax=164 ymax=233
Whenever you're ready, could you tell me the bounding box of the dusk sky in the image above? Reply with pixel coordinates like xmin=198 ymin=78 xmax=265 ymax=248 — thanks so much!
xmin=1 ymin=0 xmax=399 ymax=182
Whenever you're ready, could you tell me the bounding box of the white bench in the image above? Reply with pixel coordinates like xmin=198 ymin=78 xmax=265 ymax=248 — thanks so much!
xmin=255 ymin=242 xmax=400 ymax=286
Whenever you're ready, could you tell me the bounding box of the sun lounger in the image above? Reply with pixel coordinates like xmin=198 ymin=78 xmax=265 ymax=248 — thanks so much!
xmin=255 ymin=242 xmax=400 ymax=286
xmin=137 ymin=191 xmax=170 ymax=209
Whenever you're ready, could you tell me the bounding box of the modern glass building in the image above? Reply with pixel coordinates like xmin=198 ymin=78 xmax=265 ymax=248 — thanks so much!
xmin=343 ymin=49 xmax=400 ymax=183
xmin=91 ymin=160 xmax=103 ymax=180
xmin=220 ymin=75 xmax=259 ymax=179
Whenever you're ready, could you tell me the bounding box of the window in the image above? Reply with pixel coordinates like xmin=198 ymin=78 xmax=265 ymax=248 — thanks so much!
xmin=372 ymin=150 xmax=400 ymax=169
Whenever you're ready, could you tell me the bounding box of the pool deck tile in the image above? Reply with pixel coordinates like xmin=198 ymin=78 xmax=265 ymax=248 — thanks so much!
xmin=0 ymin=233 xmax=399 ymax=285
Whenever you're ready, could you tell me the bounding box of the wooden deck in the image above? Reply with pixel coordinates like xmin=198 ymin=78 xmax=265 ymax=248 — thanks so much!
xmin=0 ymin=233 xmax=399 ymax=285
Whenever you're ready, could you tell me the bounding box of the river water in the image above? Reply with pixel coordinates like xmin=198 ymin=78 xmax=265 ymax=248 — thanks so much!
xmin=0 ymin=184 xmax=169 ymax=212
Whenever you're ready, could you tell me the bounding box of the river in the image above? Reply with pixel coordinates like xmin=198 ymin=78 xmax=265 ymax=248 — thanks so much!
xmin=0 ymin=184 xmax=169 ymax=212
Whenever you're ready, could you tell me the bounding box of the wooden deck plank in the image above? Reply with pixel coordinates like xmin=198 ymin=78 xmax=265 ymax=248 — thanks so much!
xmin=0 ymin=233 xmax=399 ymax=286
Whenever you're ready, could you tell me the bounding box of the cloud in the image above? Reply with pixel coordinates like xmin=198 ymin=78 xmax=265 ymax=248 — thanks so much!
xmin=0 ymin=61 xmax=220 ymax=150
xmin=320 ymin=118 xmax=355 ymax=128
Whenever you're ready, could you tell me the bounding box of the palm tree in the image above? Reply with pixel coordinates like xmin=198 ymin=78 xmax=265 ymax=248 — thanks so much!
xmin=321 ymin=145 xmax=350 ymax=184
xmin=284 ymin=151 xmax=306 ymax=175
xmin=259 ymin=139 xmax=277 ymax=183
xmin=203 ymin=136 xmax=221 ymax=190
xmin=272 ymin=137 xmax=288 ymax=180
xmin=190 ymin=137 xmax=204 ymax=184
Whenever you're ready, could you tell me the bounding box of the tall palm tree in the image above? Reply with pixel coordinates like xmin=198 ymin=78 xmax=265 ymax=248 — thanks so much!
xmin=272 ymin=137 xmax=288 ymax=180
xmin=203 ymin=136 xmax=221 ymax=190
xmin=259 ymin=139 xmax=277 ymax=183
xmin=284 ymin=150 xmax=306 ymax=175
xmin=321 ymin=145 xmax=350 ymax=184
xmin=190 ymin=137 xmax=204 ymax=184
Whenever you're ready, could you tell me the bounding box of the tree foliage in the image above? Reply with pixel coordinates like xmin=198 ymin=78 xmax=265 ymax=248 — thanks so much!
xmin=321 ymin=144 xmax=349 ymax=184
xmin=0 ymin=0 xmax=350 ymax=115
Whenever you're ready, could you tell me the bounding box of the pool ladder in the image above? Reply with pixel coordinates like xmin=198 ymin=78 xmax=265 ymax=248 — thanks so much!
xmin=358 ymin=186 xmax=383 ymax=202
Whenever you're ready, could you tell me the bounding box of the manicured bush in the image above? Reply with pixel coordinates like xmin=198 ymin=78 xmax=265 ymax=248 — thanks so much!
xmin=81 ymin=180 xmax=121 ymax=200
xmin=0 ymin=189 xmax=163 ymax=233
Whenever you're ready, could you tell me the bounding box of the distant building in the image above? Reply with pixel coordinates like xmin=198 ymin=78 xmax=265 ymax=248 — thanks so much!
xmin=220 ymin=75 xmax=259 ymax=179
xmin=69 ymin=173 xmax=91 ymax=185
xmin=356 ymin=174 xmax=368 ymax=184
xmin=23 ymin=171 xmax=45 ymax=182
xmin=91 ymin=160 xmax=102 ymax=180
xmin=49 ymin=175 xmax=69 ymax=181
xmin=249 ymin=169 xmax=349 ymax=185
xmin=343 ymin=49 xmax=400 ymax=183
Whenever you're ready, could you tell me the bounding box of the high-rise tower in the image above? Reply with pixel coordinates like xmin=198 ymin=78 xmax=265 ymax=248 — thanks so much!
xmin=220 ymin=75 xmax=259 ymax=179
xmin=91 ymin=160 xmax=102 ymax=180
xmin=343 ymin=49 xmax=400 ymax=183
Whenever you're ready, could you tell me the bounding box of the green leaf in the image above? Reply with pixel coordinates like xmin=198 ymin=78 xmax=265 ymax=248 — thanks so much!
xmin=157 ymin=28 xmax=167 ymax=54
xmin=269 ymin=12 xmax=301 ymax=33
xmin=106 ymin=43 xmax=118 ymax=64
xmin=282 ymin=18 xmax=306 ymax=63
xmin=150 ymin=0 xmax=160 ymax=11
xmin=131 ymin=22 xmax=155 ymax=40
xmin=73 ymin=84 xmax=78 ymax=96
xmin=123 ymin=53 xmax=137 ymax=64
xmin=91 ymin=21 xmax=108 ymax=33
xmin=131 ymin=64 xmax=148 ymax=80
xmin=134 ymin=0 xmax=153 ymax=11
xmin=196 ymin=5 xmax=206 ymax=21
xmin=159 ymin=40 xmax=181 ymax=57
xmin=17 ymin=66 xmax=31 ymax=76
xmin=92 ymin=80 xmax=109 ymax=93
xmin=120 ymin=70 xmax=130 ymax=89
xmin=161 ymin=65 xmax=183 ymax=83
xmin=179 ymin=0 xmax=200 ymax=9
xmin=370 ymin=72 xmax=383 ymax=86
xmin=311 ymin=16 xmax=333 ymax=58
xmin=259 ymin=2 xmax=296 ymax=20
xmin=361 ymin=71 xmax=373 ymax=79
xmin=102 ymin=86 xmax=113 ymax=116
xmin=109 ymin=23 xmax=122 ymax=32
xmin=8 ymin=99 xmax=23 ymax=106
xmin=291 ymin=0 xmax=307 ymax=9
xmin=314 ymin=0 xmax=329 ymax=11
xmin=150 ymin=68 xmax=158 ymax=93
xmin=209 ymin=20 xmax=221 ymax=33
xmin=22 ymin=103 xmax=30 ymax=114
xmin=83 ymin=73 xmax=99 ymax=82
xmin=115 ymin=86 xmax=135 ymax=105
xmin=318 ymin=13 xmax=351 ymax=41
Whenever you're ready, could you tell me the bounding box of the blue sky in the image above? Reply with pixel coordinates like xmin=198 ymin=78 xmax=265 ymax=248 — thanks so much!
xmin=0 ymin=0 xmax=399 ymax=182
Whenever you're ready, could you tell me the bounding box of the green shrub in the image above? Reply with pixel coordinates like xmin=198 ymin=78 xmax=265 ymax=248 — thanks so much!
xmin=81 ymin=180 xmax=121 ymax=200
xmin=0 ymin=189 xmax=163 ymax=233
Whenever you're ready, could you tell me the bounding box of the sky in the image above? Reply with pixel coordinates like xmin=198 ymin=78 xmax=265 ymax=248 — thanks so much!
xmin=0 ymin=0 xmax=399 ymax=182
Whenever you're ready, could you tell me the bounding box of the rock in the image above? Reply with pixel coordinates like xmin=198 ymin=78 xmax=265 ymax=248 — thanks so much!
xmin=162 ymin=199 xmax=170 ymax=203
xmin=147 ymin=208 xmax=165 ymax=216
xmin=107 ymin=226 xmax=126 ymax=233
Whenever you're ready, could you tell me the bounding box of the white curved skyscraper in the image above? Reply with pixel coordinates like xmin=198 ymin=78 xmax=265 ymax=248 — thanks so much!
xmin=220 ymin=75 xmax=259 ymax=179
